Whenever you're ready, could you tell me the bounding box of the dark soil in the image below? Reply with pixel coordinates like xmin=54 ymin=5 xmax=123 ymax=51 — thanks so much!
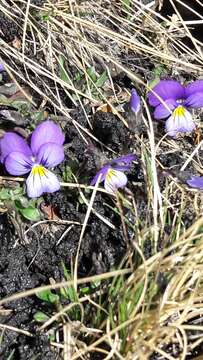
xmin=159 ymin=0 xmax=203 ymax=43
xmin=0 ymin=112 xmax=130 ymax=358
xmin=0 ymin=108 xmax=200 ymax=359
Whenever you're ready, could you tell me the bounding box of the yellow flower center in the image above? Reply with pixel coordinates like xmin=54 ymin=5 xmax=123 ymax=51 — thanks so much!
xmin=32 ymin=165 xmax=46 ymax=177
xmin=173 ymin=105 xmax=186 ymax=117
xmin=106 ymin=168 xmax=117 ymax=182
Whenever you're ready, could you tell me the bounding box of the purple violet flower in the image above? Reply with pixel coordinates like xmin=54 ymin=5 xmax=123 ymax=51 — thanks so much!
xmin=147 ymin=80 xmax=203 ymax=137
xmin=0 ymin=63 xmax=4 ymax=72
xmin=130 ymin=89 xmax=141 ymax=114
xmin=0 ymin=120 xmax=65 ymax=198
xmin=91 ymin=154 xmax=136 ymax=193
xmin=186 ymin=176 xmax=203 ymax=189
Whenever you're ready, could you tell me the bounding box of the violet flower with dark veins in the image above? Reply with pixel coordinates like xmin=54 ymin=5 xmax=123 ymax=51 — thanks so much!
xmin=0 ymin=120 xmax=65 ymax=198
xmin=148 ymin=80 xmax=203 ymax=137
xmin=130 ymin=88 xmax=141 ymax=114
xmin=186 ymin=176 xmax=203 ymax=190
xmin=91 ymin=154 xmax=136 ymax=193
xmin=126 ymin=88 xmax=143 ymax=133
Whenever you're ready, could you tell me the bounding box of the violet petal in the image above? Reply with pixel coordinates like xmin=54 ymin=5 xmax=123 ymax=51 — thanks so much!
xmin=0 ymin=132 xmax=32 ymax=163
xmin=36 ymin=143 xmax=64 ymax=168
xmin=186 ymin=176 xmax=203 ymax=189
xmin=184 ymin=92 xmax=203 ymax=108
xmin=26 ymin=166 xmax=60 ymax=198
xmin=90 ymin=165 xmax=110 ymax=186
xmin=185 ymin=80 xmax=203 ymax=97
xmin=104 ymin=169 xmax=128 ymax=193
xmin=0 ymin=63 xmax=4 ymax=72
xmin=5 ymin=151 xmax=32 ymax=175
xmin=113 ymin=165 xmax=131 ymax=172
xmin=111 ymin=154 xmax=136 ymax=167
xmin=130 ymin=89 xmax=141 ymax=114
xmin=153 ymin=99 xmax=177 ymax=119
xmin=31 ymin=120 xmax=65 ymax=155
xmin=148 ymin=80 xmax=185 ymax=107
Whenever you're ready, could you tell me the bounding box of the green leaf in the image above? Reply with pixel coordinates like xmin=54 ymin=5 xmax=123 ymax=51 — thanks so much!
xmin=122 ymin=0 xmax=131 ymax=7
xmin=78 ymin=194 xmax=85 ymax=205
xmin=15 ymin=199 xmax=41 ymax=221
xmin=58 ymin=55 xmax=71 ymax=84
xmin=148 ymin=77 xmax=160 ymax=91
xmin=61 ymin=284 xmax=77 ymax=301
xmin=87 ymin=66 xmax=97 ymax=82
xmin=153 ymin=65 xmax=167 ymax=77
xmin=148 ymin=66 xmax=167 ymax=91
xmin=19 ymin=207 xmax=41 ymax=221
xmin=0 ymin=188 xmax=10 ymax=200
xmin=80 ymin=286 xmax=91 ymax=295
xmin=34 ymin=311 xmax=50 ymax=322
xmin=12 ymin=187 xmax=24 ymax=196
xmin=95 ymin=71 xmax=108 ymax=88
xmin=42 ymin=14 xmax=49 ymax=21
xmin=133 ymin=283 xmax=144 ymax=306
xmin=0 ymin=187 xmax=23 ymax=201
xmin=10 ymin=99 xmax=32 ymax=112
xmin=31 ymin=111 xmax=45 ymax=122
xmin=59 ymin=287 xmax=68 ymax=299
xmin=63 ymin=165 xmax=74 ymax=182
xmin=49 ymin=333 xmax=55 ymax=342
xmin=36 ymin=289 xmax=59 ymax=304
xmin=39 ymin=10 xmax=52 ymax=22
xmin=121 ymin=0 xmax=131 ymax=19
xmin=60 ymin=262 xmax=78 ymax=302
xmin=17 ymin=196 xmax=30 ymax=208
xmin=74 ymin=71 xmax=82 ymax=82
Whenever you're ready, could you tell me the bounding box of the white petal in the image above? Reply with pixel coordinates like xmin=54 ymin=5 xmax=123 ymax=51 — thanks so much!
xmin=26 ymin=165 xmax=60 ymax=198
xmin=104 ymin=169 xmax=128 ymax=193
xmin=165 ymin=106 xmax=195 ymax=137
